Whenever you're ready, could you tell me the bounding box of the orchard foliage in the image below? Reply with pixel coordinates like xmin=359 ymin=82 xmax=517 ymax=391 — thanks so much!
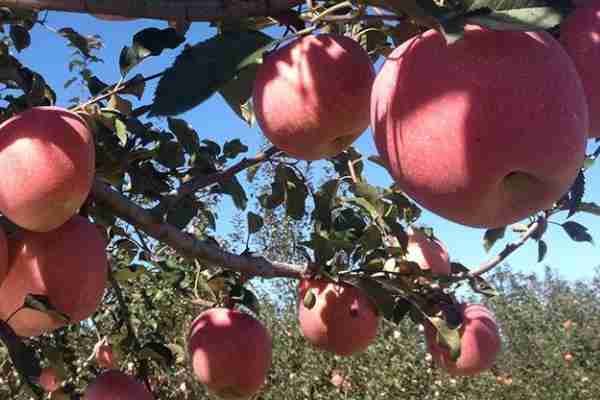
xmin=0 ymin=0 xmax=597 ymax=399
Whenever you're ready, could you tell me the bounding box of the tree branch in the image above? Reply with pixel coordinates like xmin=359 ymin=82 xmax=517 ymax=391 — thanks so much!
xmin=469 ymin=216 xmax=544 ymax=278
xmin=0 ymin=0 xmax=304 ymax=21
xmin=91 ymin=179 xmax=307 ymax=279
xmin=170 ymin=146 xmax=281 ymax=204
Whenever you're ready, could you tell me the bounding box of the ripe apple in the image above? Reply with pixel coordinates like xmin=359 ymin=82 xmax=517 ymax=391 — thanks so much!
xmin=0 ymin=226 xmax=8 ymax=285
xmin=564 ymin=352 xmax=575 ymax=363
xmin=0 ymin=106 xmax=96 ymax=232
xmin=187 ymin=308 xmax=272 ymax=399
xmin=38 ymin=367 xmax=61 ymax=392
xmin=94 ymin=339 xmax=116 ymax=369
xmin=0 ymin=216 xmax=108 ymax=337
xmin=252 ymin=34 xmax=375 ymax=160
xmin=83 ymin=370 xmax=153 ymax=400
xmin=297 ymin=278 xmax=380 ymax=356
xmin=559 ymin=0 xmax=600 ymax=137
xmin=405 ymin=228 xmax=451 ymax=276
xmin=424 ymin=303 xmax=501 ymax=376
xmin=371 ymin=25 xmax=588 ymax=228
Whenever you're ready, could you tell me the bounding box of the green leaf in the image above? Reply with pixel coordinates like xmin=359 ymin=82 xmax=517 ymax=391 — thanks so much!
xmin=483 ymin=227 xmax=506 ymax=252
xmin=10 ymin=25 xmax=30 ymax=52
xmin=562 ymin=221 xmax=594 ymax=244
xmin=343 ymin=275 xmax=396 ymax=319
xmin=312 ymin=179 xmax=340 ymax=228
xmin=352 ymin=182 xmax=384 ymax=215
xmin=113 ymin=267 xmax=145 ymax=283
xmin=223 ymin=139 xmax=248 ymax=159
xmin=567 ymin=171 xmax=585 ymax=218
xmin=345 ymin=197 xmax=381 ymax=222
xmin=577 ymin=202 xmax=600 ymax=217
xmin=283 ymin=166 xmax=308 ymax=221
xmin=216 ymin=177 xmax=248 ymax=210
xmin=23 ymin=294 xmax=70 ymax=323
xmin=247 ymin=212 xmax=264 ymax=234
xmin=140 ymin=342 xmax=175 ymax=366
xmin=230 ymin=285 xmax=261 ymax=315
xmin=358 ymin=224 xmax=383 ymax=252
xmin=156 ymin=141 xmax=185 ymax=170
xmin=466 ymin=7 xmax=564 ymax=31
xmin=168 ymin=117 xmax=201 ymax=156
xmin=58 ymin=27 xmax=93 ymax=57
xmin=167 ymin=196 xmax=200 ymax=229
xmin=219 ymin=64 xmax=259 ymax=126
xmin=0 ymin=321 xmax=42 ymax=388
xmin=303 ymin=289 xmax=317 ymax=309
xmin=120 ymin=27 xmax=185 ymax=75
xmin=151 ymin=30 xmax=274 ymax=116
xmin=428 ymin=316 xmax=462 ymax=362
xmin=86 ymin=75 xmax=109 ymax=97
xmin=114 ymin=118 xmax=128 ymax=146
xmin=538 ymin=240 xmax=548 ymax=263
xmin=469 ymin=276 xmax=499 ymax=297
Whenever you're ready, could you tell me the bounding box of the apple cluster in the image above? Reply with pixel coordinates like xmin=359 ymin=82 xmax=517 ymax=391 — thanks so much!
xmin=253 ymin=2 xmax=600 ymax=230
xmin=0 ymin=106 xmax=107 ymax=338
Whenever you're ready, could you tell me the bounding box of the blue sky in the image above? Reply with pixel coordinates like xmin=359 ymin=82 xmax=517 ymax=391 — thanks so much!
xmin=16 ymin=11 xmax=600 ymax=281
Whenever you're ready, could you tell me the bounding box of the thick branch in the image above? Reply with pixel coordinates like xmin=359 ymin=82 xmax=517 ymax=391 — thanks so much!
xmin=0 ymin=0 xmax=304 ymax=21
xmin=92 ymin=179 xmax=306 ymax=279
xmin=171 ymin=146 xmax=280 ymax=203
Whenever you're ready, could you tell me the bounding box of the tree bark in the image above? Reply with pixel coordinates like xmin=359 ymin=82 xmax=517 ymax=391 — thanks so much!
xmin=0 ymin=0 xmax=304 ymax=21
xmin=91 ymin=179 xmax=309 ymax=279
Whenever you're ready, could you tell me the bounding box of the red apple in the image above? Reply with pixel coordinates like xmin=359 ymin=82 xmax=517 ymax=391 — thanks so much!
xmin=0 ymin=216 xmax=108 ymax=337
xmin=405 ymin=228 xmax=451 ymax=276
xmin=187 ymin=308 xmax=272 ymax=399
xmin=371 ymin=26 xmax=588 ymax=228
xmin=252 ymin=34 xmax=375 ymax=160
xmin=0 ymin=106 xmax=95 ymax=232
xmin=83 ymin=370 xmax=152 ymax=400
xmin=559 ymin=0 xmax=600 ymax=137
xmin=297 ymin=278 xmax=380 ymax=356
xmin=424 ymin=303 xmax=501 ymax=376
xmin=94 ymin=339 xmax=116 ymax=370
xmin=0 ymin=226 xmax=8 ymax=285
xmin=38 ymin=367 xmax=61 ymax=392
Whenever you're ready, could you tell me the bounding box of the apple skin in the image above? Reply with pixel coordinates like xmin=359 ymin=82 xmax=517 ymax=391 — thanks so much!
xmin=94 ymin=340 xmax=116 ymax=370
xmin=405 ymin=228 xmax=451 ymax=276
xmin=424 ymin=303 xmax=501 ymax=376
xmin=559 ymin=0 xmax=600 ymax=137
xmin=0 ymin=106 xmax=95 ymax=232
xmin=0 ymin=226 xmax=8 ymax=285
xmin=0 ymin=216 xmax=108 ymax=337
xmin=371 ymin=26 xmax=588 ymax=229
xmin=83 ymin=370 xmax=153 ymax=400
xmin=187 ymin=308 xmax=273 ymax=400
xmin=297 ymin=279 xmax=380 ymax=356
xmin=252 ymin=34 xmax=375 ymax=160
xmin=38 ymin=367 xmax=61 ymax=392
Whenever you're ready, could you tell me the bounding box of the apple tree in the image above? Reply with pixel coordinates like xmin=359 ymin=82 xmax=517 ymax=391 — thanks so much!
xmin=0 ymin=0 xmax=598 ymax=398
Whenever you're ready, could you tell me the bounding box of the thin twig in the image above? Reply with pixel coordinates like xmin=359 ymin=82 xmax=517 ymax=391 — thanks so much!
xmin=169 ymin=146 xmax=281 ymax=204
xmin=468 ymin=216 xmax=544 ymax=278
xmin=71 ymin=72 xmax=163 ymax=113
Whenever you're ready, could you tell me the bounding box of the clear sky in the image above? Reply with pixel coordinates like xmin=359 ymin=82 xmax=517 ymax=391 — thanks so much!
xmin=16 ymin=11 xmax=600 ymax=282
